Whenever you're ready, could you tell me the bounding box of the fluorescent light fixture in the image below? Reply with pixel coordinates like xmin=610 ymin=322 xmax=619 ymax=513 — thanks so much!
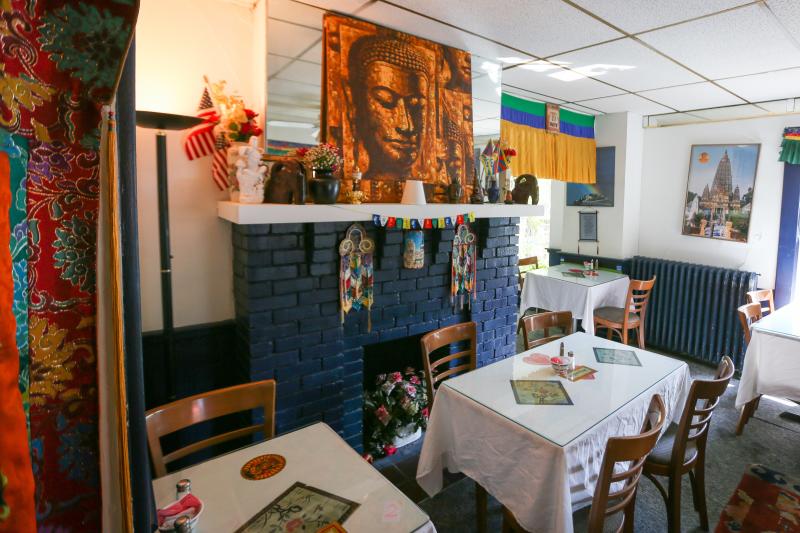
xmin=497 ymin=56 xmax=530 ymax=65
xmin=549 ymin=69 xmax=587 ymax=82
xmin=548 ymin=63 xmax=635 ymax=82
xmin=519 ymin=60 xmax=568 ymax=73
xmin=267 ymin=120 xmax=315 ymax=129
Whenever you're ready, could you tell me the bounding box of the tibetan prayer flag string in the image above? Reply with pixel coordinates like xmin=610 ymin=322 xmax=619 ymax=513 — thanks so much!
xmin=371 ymin=212 xmax=476 ymax=229
xmin=339 ymin=224 xmax=375 ymax=331
xmin=451 ymin=223 xmax=477 ymax=311
xmin=500 ymin=92 xmax=596 ymax=183
xmin=779 ymin=126 xmax=800 ymax=164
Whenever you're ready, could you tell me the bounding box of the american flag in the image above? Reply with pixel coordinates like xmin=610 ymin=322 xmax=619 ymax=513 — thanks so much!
xmin=183 ymin=88 xmax=218 ymax=160
xmin=211 ymin=134 xmax=230 ymax=191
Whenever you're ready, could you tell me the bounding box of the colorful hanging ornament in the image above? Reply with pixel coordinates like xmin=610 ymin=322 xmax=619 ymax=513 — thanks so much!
xmin=451 ymin=223 xmax=477 ymax=310
xmin=339 ymin=223 xmax=375 ymax=330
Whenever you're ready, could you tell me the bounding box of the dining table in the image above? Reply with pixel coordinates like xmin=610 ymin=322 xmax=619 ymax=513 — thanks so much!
xmin=735 ymin=303 xmax=800 ymax=412
xmin=153 ymin=422 xmax=435 ymax=532
xmin=416 ymin=332 xmax=690 ymax=533
xmin=519 ymin=263 xmax=630 ymax=336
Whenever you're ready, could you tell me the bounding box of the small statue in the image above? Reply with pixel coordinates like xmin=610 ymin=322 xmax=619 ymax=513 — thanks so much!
xmin=469 ymin=169 xmax=484 ymax=204
xmin=265 ymin=159 xmax=305 ymax=204
xmin=235 ymin=137 xmax=267 ymax=204
xmin=447 ymin=175 xmax=463 ymax=203
xmin=511 ymin=174 xmax=539 ymax=205
xmin=346 ymin=166 xmax=366 ymax=204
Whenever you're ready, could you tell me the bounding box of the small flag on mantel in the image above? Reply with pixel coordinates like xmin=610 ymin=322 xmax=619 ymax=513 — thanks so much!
xmin=370 ymin=212 xmax=475 ymax=229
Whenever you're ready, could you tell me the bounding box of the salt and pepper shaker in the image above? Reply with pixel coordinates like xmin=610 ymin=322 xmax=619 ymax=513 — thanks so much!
xmin=174 ymin=515 xmax=192 ymax=533
xmin=568 ymin=350 xmax=575 ymax=371
xmin=176 ymin=479 xmax=191 ymax=500
xmin=559 ymin=341 xmax=565 ymax=359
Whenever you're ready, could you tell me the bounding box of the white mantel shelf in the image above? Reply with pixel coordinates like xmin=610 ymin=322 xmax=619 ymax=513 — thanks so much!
xmin=217 ymin=201 xmax=545 ymax=225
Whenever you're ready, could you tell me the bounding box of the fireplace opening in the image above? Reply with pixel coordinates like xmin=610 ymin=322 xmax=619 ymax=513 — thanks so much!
xmin=363 ymin=333 xmax=426 ymax=390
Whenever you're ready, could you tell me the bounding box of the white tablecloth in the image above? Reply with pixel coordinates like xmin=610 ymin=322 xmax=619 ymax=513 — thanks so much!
xmin=519 ymin=265 xmax=630 ymax=336
xmin=735 ymin=328 xmax=800 ymax=409
xmin=416 ymin=335 xmax=689 ymax=533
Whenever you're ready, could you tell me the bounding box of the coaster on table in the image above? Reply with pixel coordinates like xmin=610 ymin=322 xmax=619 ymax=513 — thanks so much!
xmin=240 ymin=453 xmax=286 ymax=481
xmin=565 ymin=365 xmax=597 ymax=382
xmin=522 ymin=353 xmax=551 ymax=365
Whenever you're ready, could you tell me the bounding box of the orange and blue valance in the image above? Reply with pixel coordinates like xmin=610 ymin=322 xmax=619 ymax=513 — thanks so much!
xmin=779 ymin=127 xmax=800 ymax=164
xmin=500 ymin=92 xmax=597 ymax=183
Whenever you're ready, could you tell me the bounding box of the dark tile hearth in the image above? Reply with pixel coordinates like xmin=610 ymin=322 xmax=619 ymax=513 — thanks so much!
xmin=374 ymin=356 xmax=800 ymax=532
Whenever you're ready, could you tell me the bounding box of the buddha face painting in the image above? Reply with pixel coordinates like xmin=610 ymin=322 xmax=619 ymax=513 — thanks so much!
xmin=324 ymin=14 xmax=474 ymax=202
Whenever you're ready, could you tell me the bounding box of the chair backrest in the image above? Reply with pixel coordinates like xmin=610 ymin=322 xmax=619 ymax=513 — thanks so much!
xmin=145 ymin=380 xmax=276 ymax=478
xmin=588 ymin=394 xmax=667 ymax=533
xmin=519 ymin=311 xmax=573 ymax=350
xmin=518 ymin=256 xmax=539 ymax=286
xmin=623 ymin=277 xmax=656 ymax=329
xmin=746 ymin=289 xmax=774 ymax=315
xmin=420 ymin=322 xmax=477 ymax=402
xmin=737 ymin=303 xmax=762 ymax=345
xmin=669 ymin=356 xmax=734 ymax=468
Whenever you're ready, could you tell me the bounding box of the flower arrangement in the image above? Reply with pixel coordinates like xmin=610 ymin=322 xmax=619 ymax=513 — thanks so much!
xmin=364 ymin=368 xmax=429 ymax=457
xmin=294 ymin=143 xmax=343 ymax=172
xmin=207 ymin=78 xmax=263 ymax=143
xmin=503 ymin=147 xmax=517 ymax=159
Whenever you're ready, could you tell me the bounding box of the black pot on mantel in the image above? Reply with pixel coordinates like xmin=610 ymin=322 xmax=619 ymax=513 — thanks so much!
xmin=309 ymin=168 xmax=341 ymax=204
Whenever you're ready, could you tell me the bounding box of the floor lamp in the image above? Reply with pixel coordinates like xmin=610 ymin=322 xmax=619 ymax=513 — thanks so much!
xmin=136 ymin=111 xmax=203 ymax=401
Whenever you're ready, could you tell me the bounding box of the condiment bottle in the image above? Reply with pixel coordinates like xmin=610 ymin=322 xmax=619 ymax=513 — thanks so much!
xmin=568 ymin=350 xmax=575 ymax=371
xmin=559 ymin=342 xmax=565 ymax=359
xmin=174 ymin=515 xmax=192 ymax=533
xmin=176 ymin=479 xmax=191 ymax=500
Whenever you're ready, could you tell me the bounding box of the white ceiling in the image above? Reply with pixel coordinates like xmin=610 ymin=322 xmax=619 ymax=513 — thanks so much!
xmin=267 ymin=0 xmax=800 ymax=134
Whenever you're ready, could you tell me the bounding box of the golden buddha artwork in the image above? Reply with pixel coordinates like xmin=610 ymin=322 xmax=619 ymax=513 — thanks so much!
xmin=323 ymin=14 xmax=474 ymax=202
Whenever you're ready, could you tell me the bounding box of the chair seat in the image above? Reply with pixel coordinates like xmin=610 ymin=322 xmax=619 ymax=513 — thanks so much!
xmin=646 ymin=423 xmax=697 ymax=466
xmin=594 ymin=307 xmax=640 ymax=326
xmin=572 ymin=505 xmax=625 ymax=533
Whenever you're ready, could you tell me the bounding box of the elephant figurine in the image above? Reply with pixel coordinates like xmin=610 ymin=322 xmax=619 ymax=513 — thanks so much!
xmin=512 ymin=174 xmax=539 ymax=205
xmin=265 ymin=159 xmax=306 ymax=204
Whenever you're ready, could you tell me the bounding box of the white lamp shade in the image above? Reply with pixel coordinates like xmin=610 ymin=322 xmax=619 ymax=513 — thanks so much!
xmin=401 ymin=180 xmax=426 ymax=205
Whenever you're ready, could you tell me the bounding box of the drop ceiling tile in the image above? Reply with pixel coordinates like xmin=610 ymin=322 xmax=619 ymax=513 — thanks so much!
xmin=755 ymin=98 xmax=800 ymax=113
xmin=689 ymin=104 xmax=765 ymax=121
xmin=577 ymin=93 xmax=672 ymax=115
xmin=638 ymin=82 xmax=744 ymax=111
xmin=638 ymin=4 xmax=800 ymax=79
xmin=386 ymin=0 xmax=622 ymax=57
xmin=473 ymin=98 xmax=500 ymax=121
xmin=268 ymin=55 xmax=293 ymax=77
xmin=299 ymin=42 xmax=323 ymax=64
xmin=356 ymin=2 xmax=536 ymax=64
xmin=268 ymin=19 xmax=321 ymax=58
xmin=473 ymin=118 xmax=500 ymax=136
xmin=549 ymin=38 xmax=701 ymax=92
xmin=765 ymin=0 xmax=800 ymax=38
xmin=503 ymin=65 xmax=624 ymax=102
xmin=645 ymin=113 xmax=709 ymax=127
xmin=269 ymin=0 xmax=324 ymax=28
xmin=273 ymin=60 xmax=321 ymax=86
xmin=716 ymin=68 xmax=800 ymax=102
xmin=473 ymin=74 xmax=502 ymax=103
xmin=561 ymin=103 xmax=603 ymax=116
xmin=268 ymin=78 xmax=321 ymax=102
xmin=571 ymin=0 xmax=751 ymax=33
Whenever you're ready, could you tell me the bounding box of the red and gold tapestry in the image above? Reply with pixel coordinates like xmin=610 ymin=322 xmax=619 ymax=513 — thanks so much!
xmin=0 ymin=1 xmax=138 ymax=531
xmin=323 ymin=13 xmax=474 ymax=202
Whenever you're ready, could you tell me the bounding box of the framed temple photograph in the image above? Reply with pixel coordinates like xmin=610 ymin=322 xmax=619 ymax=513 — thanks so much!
xmin=682 ymin=144 xmax=760 ymax=243
xmin=567 ymin=146 xmax=615 ymax=207
xmin=322 ymin=13 xmax=474 ymax=203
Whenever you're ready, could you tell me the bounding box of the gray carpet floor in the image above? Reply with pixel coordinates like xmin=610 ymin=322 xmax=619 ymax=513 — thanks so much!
xmin=375 ymin=353 xmax=800 ymax=532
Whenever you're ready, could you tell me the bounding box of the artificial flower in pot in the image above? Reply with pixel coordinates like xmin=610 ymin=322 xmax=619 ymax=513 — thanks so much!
xmin=295 ymin=143 xmax=343 ymax=204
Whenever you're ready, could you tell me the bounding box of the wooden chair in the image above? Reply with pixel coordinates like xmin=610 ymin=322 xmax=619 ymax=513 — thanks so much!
xmin=746 ymin=289 xmax=775 ymax=315
xmin=518 ymin=311 xmax=573 ymax=351
xmin=145 ymin=380 xmax=276 ymax=478
xmin=737 ymin=302 xmax=762 ymax=345
xmin=518 ymin=256 xmax=539 ymax=287
xmin=502 ymin=394 xmax=667 ymax=533
xmin=643 ymin=356 xmax=735 ymax=533
xmin=420 ymin=322 xmax=483 ymax=530
xmin=735 ymin=303 xmax=763 ymax=435
xmin=594 ymin=277 xmax=656 ymax=349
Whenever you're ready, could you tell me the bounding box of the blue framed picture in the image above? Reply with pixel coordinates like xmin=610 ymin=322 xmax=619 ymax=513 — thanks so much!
xmin=567 ymin=146 xmax=615 ymax=207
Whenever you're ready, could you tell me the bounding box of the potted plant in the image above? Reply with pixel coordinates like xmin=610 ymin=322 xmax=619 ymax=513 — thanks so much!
xmin=364 ymin=368 xmax=429 ymax=458
xmin=295 ymin=143 xmax=343 ymax=204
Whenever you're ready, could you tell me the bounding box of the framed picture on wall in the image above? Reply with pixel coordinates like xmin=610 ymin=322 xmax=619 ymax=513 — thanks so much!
xmin=579 ymin=211 xmax=598 ymax=242
xmin=681 ymin=144 xmax=760 ymax=243
xmin=566 ymin=146 xmax=615 ymax=207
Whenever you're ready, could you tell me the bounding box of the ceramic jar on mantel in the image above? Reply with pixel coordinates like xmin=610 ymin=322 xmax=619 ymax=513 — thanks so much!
xmin=308 ymin=168 xmax=341 ymax=204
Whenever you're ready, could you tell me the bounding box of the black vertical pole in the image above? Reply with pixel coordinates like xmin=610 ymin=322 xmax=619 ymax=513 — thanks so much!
xmin=155 ymin=133 xmax=175 ymax=399
xmin=117 ymin=40 xmax=157 ymax=531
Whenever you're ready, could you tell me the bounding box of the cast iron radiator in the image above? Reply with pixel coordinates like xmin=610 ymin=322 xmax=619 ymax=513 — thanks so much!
xmin=629 ymin=256 xmax=758 ymax=368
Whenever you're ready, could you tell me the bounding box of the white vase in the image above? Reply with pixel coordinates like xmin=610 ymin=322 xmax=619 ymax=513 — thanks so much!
xmin=391 ymin=423 xmax=422 ymax=449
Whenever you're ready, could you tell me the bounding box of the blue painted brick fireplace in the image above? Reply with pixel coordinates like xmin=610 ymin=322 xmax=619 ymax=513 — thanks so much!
xmin=232 ymin=217 xmax=520 ymax=451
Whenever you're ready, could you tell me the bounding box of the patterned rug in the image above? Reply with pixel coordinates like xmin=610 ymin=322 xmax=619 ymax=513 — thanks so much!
xmin=716 ymin=464 xmax=800 ymax=533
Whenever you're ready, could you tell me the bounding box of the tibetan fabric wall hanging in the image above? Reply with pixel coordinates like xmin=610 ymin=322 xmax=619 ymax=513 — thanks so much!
xmin=339 ymin=224 xmax=375 ymax=330
xmin=500 ymin=92 xmax=596 ymax=183
xmin=779 ymin=127 xmax=800 ymax=164
xmin=451 ymin=224 xmax=477 ymax=310
xmin=0 ymin=1 xmax=139 ymax=531
xmin=323 ymin=13 xmax=474 ymax=203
